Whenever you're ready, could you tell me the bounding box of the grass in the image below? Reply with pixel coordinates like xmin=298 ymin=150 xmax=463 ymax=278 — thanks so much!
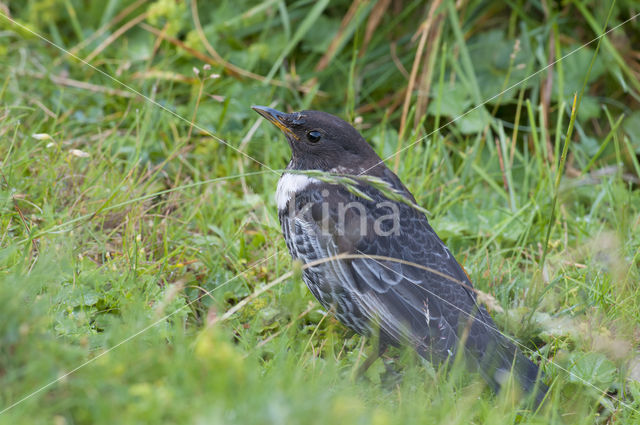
xmin=1 ymin=0 xmax=640 ymax=423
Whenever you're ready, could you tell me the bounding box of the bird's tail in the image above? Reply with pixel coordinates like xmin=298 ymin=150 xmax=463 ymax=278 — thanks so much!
xmin=477 ymin=333 xmax=548 ymax=408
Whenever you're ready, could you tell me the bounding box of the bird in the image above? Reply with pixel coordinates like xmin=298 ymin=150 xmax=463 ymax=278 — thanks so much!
xmin=252 ymin=105 xmax=548 ymax=407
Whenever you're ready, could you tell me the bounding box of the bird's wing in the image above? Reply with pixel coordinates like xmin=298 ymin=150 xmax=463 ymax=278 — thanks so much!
xmin=286 ymin=182 xmax=498 ymax=362
xmin=284 ymin=182 xmax=546 ymax=401
xmin=344 ymin=199 xmax=481 ymax=362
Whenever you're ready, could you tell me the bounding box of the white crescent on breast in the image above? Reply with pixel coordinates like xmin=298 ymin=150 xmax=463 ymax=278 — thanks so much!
xmin=276 ymin=173 xmax=320 ymax=211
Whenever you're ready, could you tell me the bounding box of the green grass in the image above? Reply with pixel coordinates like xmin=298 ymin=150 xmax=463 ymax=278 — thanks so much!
xmin=1 ymin=0 xmax=640 ymax=423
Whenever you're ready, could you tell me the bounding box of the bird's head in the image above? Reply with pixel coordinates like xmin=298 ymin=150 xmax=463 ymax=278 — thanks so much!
xmin=252 ymin=106 xmax=382 ymax=173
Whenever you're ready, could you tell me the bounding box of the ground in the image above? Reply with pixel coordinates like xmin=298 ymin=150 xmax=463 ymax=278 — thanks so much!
xmin=1 ymin=1 xmax=640 ymax=424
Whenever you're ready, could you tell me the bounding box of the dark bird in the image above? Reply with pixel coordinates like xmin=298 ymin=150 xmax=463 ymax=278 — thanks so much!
xmin=252 ymin=105 xmax=548 ymax=407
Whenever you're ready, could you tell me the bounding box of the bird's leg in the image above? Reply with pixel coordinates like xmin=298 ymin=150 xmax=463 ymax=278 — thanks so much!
xmin=355 ymin=340 xmax=388 ymax=378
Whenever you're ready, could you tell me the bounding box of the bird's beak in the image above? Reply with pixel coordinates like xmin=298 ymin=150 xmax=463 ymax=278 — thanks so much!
xmin=251 ymin=105 xmax=298 ymax=140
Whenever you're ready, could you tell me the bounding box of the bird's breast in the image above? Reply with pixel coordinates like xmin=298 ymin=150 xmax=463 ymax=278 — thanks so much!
xmin=275 ymin=173 xmax=320 ymax=211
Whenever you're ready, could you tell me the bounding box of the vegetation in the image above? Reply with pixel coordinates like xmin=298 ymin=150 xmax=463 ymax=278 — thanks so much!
xmin=1 ymin=0 xmax=639 ymax=423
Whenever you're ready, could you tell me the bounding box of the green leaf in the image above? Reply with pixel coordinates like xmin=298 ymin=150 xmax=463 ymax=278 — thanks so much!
xmin=56 ymin=286 xmax=102 ymax=308
xmin=552 ymin=46 xmax=606 ymax=103
xmin=428 ymin=83 xmax=470 ymax=117
xmin=301 ymin=15 xmax=341 ymax=53
xmin=457 ymin=108 xmax=486 ymax=135
xmin=623 ymin=111 xmax=640 ymax=153
xmin=568 ymin=352 xmax=617 ymax=388
xmin=265 ymin=0 xmax=331 ymax=81
xmin=468 ymin=29 xmax=533 ymax=101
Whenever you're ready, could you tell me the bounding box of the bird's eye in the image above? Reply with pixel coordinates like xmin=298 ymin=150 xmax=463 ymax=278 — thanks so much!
xmin=307 ymin=130 xmax=322 ymax=143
